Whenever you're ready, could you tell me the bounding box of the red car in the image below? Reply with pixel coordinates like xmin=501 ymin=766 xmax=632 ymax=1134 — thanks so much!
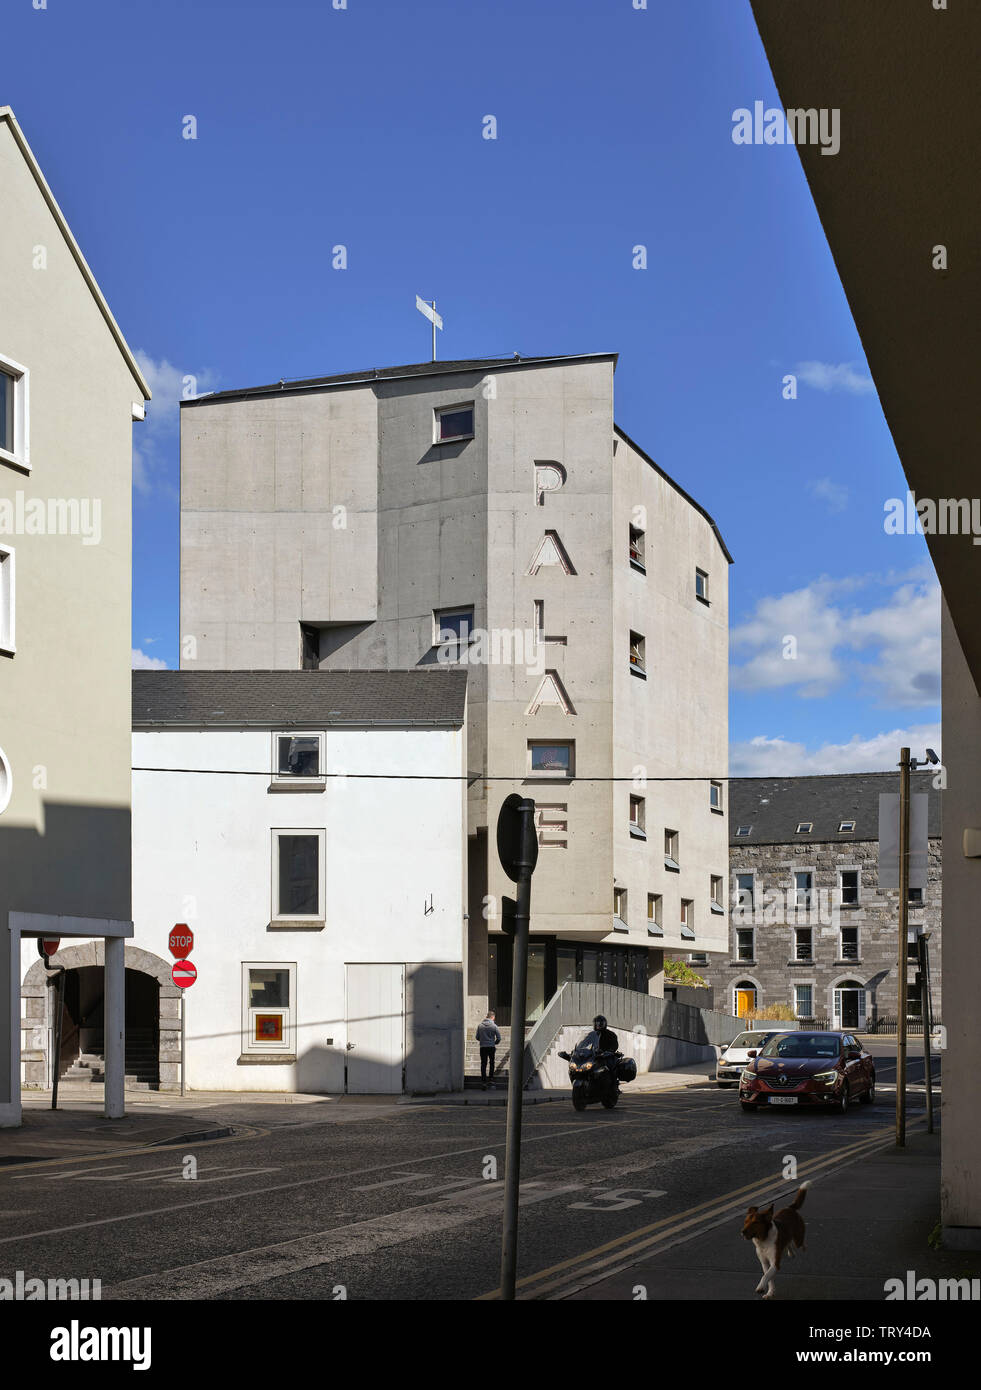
xmin=739 ymin=1031 xmax=875 ymax=1113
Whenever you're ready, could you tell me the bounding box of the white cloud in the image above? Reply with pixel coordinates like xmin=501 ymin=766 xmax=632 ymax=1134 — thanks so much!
xmin=730 ymin=724 xmax=942 ymax=776
xmin=132 ymin=647 xmax=168 ymax=670
xmin=731 ymin=571 xmax=941 ymax=707
xmin=133 ymin=351 xmax=218 ymax=496
xmin=809 ymin=476 xmax=849 ymax=513
xmin=795 ymin=360 xmax=874 ymax=395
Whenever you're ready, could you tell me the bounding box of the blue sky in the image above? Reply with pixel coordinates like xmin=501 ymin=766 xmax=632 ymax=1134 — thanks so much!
xmin=4 ymin=0 xmax=940 ymax=773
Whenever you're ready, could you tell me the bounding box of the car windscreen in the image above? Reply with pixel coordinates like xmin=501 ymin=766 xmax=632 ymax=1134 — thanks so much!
xmin=759 ymin=1034 xmax=842 ymax=1060
xmin=729 ymin=1032 xmax=770 ymax=1049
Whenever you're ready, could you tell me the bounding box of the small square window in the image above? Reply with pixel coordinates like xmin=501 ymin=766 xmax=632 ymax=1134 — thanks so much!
xmin=0 ymin=545 xmax=14 ymax=655
xmin=689 ymin=952 xmax=708 ymax=966
xmin=434 ymin=607 xmax=475 ymax=657
xmin=796 ymin=822 xmax=813 ymax=834
xmin=838 ymin=819 xmax=856 ymax=833
xmin=435 ymin=404 xmax=474 ymax=443
xmin=271 ymin=732 xmax=325 ymax=789
xmin=908 ymin=886 xmax=924 ymax=905
xmin=629 ymin=525 xmax=646 ymax=572
xmin=528 ymin=740 xmax=574 ymax=778
xmin=629 ymin=630 xmax=646 ymax=675
xmin=695 ymin=568 xmax=709 ymax=603
xmin=735 ymin=824 xmax=752 ymax=837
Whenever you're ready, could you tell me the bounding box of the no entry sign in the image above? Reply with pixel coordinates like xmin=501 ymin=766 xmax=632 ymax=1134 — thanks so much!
xmin=169 ymin=925 xmax=194 ymax=959
xmin=171 ymin=959 xmax=197 ymax=989
xmin=37 ymin=938 xmax=60 ymax=959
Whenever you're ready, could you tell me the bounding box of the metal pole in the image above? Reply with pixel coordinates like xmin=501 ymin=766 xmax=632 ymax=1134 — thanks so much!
xmin=51 ymin=968 xmax=65 ymax=1112
xmin=432 ymin=301 xmax=437 ymax=362
xmin=500 ymin=799 xmax=536 ymax=1302
xmin=180 ymin=992 xmax=186 ymax=1098
xmin=897 ymin=747 xmax=911 ymax=1147
xmin=920 ymin=935 xmax=934 ymax=1134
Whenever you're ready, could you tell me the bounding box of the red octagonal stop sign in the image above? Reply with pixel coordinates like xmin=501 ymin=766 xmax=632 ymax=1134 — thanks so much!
xmin=169 ymin=925 xmax=194 ymax=959
xmin=171 ymin=959 xmax=197 ymax=989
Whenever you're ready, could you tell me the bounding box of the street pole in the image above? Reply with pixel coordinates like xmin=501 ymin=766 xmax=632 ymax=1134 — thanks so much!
xmin=180 ymin=993 xmax=186 ymax=1098
xmin=499 ymin=798 xmax=536 ymax=1302
xmin=920 ymin=934 xmax=934 ymax=1134
xmin=51 ymin=968 xmax=65 ymax=1112
xmin=896 ymin=747 xmax=911 ymax=1147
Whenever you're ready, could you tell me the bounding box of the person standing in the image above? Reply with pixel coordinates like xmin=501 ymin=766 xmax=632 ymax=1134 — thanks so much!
xmin=476 ymin=1010 xmax=502 ymax=1090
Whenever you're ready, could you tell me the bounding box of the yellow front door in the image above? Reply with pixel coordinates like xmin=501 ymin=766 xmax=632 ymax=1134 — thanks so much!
xmin=736 ymin=989 xmax=755 ymax=1018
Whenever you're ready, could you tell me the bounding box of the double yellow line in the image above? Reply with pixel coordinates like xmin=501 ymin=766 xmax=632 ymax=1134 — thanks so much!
xmin=478 ymin=1120 xmax=915 ymax=1300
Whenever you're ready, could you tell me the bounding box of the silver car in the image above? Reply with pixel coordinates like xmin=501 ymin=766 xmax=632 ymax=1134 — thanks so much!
xmin=716 ymin=1030 xmax=781 ymax=1087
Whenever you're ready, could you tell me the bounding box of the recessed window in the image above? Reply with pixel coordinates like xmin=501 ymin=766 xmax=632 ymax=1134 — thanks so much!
xmin=528 ymin=740 xmax=574 ymax=778
xmin=647 ymin=893 xmax=663 ymax=936
xmin=796 ymin=822 xmax=813 ymax=834
xmin=838 ymin=819 xmax=856 ymax=833
xmin=629 ymin=525 xmax=646 ymax=572
xmin=735 ymin=873 xmax=754 ymax=912
xmin=613 ymin=886 xmax=627 ymax=924
xmin=434 ymin=607 xmax=475 ymax=658
xmin=839 ymin=869 xmax=859 ymax=906
xmin=695 ymin=568 xmax=709 ymax=603
xmin=434 ymin=403 xmax=474 ymax=443
xmin=736 ymin=926 xmax=754 ymax=961
xmin=0 ymin=354 xmax=29 ymax=470
xmin=629 ymin=795 xmax=646 ymax=838
xmin=272 ymin=829 xmax=325 ymax=921
xmin=795 ymin=927 xmax=813 ymax=961
xmin=0 ymin=545 xmax=14 ymax=655
xmin=794 ymin=984 xmax=813 ymax=1019
xmin=680 ymin=899 xmax=695 ymax=939
xmin=664 ymin=829 xmax=679 ymax=871
xmin=629 ymin=630 xmax=646 ymax=676
xmin=300 ymin=623 xmax=320 ymax=670
xmin=710 ymin=780 xmax=722 ymax=811
xmin=794 ymin=871 xmax=813 ymax=909
xmin=840 ymin=925 xmax=859 ymax=961
xmin=243 ymin=963 xmax=295 ymax=1055
xmin=735 ymin=824 xmax=752 ymax=837
xmin=710 ymin=875 xmax=725 ymax=913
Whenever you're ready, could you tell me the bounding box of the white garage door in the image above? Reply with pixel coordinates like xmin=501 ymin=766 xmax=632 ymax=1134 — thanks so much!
xmin=346 ymin=964 xmax=405 ymax=1094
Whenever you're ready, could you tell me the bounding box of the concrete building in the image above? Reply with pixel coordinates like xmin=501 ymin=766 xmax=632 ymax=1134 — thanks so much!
xmin=668 ymin=774 xmax=942 ymax=1028
xmin=106 ymin=668 xmax=466 ymax=1094
xmin=749 ymin=0 xmax=975 ymax=1244
xmin=0 ymin=108 xmax=150 ymax=1126
xmin=178 ymin=354 xmax=732 ymax=1043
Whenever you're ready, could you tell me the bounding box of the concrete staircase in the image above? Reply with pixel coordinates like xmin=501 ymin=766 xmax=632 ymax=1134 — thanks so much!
xmin=463 ymin=1025 xmax=530 ymax=1090
xmin=59 ymin=1027 xmax=160 ymax=1091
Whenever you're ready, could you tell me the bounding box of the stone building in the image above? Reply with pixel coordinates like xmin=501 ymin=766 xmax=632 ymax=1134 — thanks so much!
xmin=668 ymin=772 xmax=942 ymax=1029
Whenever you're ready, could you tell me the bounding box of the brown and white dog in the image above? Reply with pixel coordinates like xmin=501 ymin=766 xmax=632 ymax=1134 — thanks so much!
xmin=740 ymin=1181 xmax=810 ymax=1298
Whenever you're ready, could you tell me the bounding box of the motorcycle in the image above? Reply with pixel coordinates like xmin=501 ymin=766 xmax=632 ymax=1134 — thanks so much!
xmin=558 ymin=1035 xmax=637 ymax=1111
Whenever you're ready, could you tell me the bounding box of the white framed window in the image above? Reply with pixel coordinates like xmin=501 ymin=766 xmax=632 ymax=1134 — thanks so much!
xmin=794 ymin=983 xmax=814 ymax=1019
xmin=734 ymin=872 xmax=755 ymax=914
xmin=735 ymin=926 xmax=755 ymax=961
xmin=0 ymin=544 xmax=14 ymax=655
xmin=629 ymin=524 xmax=646 ymax=572
xmin=433 ymin=606 xmax=475 ymax=658
xmin=710 ymin=780 xmax=723 ymax=811
xmin=0 ymin=353 xmax=29 ymax=471
xmin=794 ymin=926 xmax=813 ymax=961
xmin=272 ymin=828 xmax=326 ymax=922
xmin=434 ymin=403 xmax=474 ymax=443
xmin=527 ymin=740 xmax=574 ymax=778
xmin=0 ymin=742 xmax=12 ymax=816
xmin=647 ymin=893 xmax=663 ymax=935
xmin=689 ymin=952 xmax=708 ymax=966
xmin=794 ymin=870 xmax=813 ymax=909
xmin=629 ymin=794 xmax=646 ymax=839
xmin=242 ymin=962 xmax=296 ymax=1055
xmin=664 ymin=828 xmax=679 ymax=871
xmin=838 ymin=819 xmax=856 ymax=833
xmin=796 ymin=821 xmax=813 ymax=834
xmin=710 ymin=875 xmax=725 ymax=913
xmin=839 ymin=868 xmax=860 ymax=906
xmin=695 ymin=568 xmax=709 ymax=603
xmin=271 ymin=731 xmax=325 ymax=789
xmin=839 ymin=925 xmax=860 ymax=962
xmin=735 ymin=824 xmax=752 ymax=837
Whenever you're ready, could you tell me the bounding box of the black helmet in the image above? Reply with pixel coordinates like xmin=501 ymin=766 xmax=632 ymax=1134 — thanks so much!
xmin=593 ymin=1015 xmax=607 ymax=1030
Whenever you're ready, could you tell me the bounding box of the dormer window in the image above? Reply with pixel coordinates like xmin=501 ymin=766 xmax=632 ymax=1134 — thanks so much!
xmin=735 ymin=825 xmax=752 ymax=837
xmin=838 ymin=820 xmax=856 ymax=833
xmin=796 ymin=822 xmax=813 ymax=834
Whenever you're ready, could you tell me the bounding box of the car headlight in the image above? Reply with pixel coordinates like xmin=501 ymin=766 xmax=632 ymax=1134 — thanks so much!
xmin=741 ymin=1069 xmax=755 ymax=1082
xmin=813 ymin=1069 xmax=839 ymax=1083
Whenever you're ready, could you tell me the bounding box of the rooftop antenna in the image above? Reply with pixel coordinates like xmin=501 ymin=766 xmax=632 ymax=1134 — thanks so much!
xmin=415 ymin=296 xmax=443 ymax=361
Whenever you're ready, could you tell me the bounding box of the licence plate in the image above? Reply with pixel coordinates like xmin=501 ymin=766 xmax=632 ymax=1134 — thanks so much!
xmin=768 ymin=1096 xmax=797 ymax=1105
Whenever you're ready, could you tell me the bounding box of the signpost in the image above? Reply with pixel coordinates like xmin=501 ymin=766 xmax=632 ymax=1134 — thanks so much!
xmin=415 ymin=295 xmax=443 ymax=360
xmin=496 ymin=794 xmax=538 ymax=1301
xmin=170 ymin=933 xmax=197 ymax=1096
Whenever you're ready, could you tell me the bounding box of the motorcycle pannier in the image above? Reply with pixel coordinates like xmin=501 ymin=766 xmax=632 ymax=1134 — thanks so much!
xmin=616 ymin=1056 xmax=638 ymax=1083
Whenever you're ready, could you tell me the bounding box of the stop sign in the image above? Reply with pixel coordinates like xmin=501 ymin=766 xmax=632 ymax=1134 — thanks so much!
xmin=171 ymin=959 xmax=197 ymax=989
xmin=169 ymin=925 xmax=194 ymax=959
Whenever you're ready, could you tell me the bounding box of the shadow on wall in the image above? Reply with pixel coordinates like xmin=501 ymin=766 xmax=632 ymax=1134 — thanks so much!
xmin=0 ymin=801 xmax=132 ymax=922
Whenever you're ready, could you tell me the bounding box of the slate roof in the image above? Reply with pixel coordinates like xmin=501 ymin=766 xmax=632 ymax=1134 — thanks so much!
xmin=132 ymin=669 xmax=467 ymax=728
xmin=730 ymin=772 xmax=942 ymax=845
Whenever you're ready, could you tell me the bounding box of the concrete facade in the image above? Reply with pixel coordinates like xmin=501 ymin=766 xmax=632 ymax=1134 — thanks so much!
xmin=0 ymin=108 xmax=150 ymax=1125
xmin=179 ymin=355 xmax=731 ymax=1035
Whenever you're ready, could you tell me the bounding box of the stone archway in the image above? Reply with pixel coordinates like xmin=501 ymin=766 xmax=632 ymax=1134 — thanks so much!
xmin=22 ymin=944 xmax=181 ymax=1091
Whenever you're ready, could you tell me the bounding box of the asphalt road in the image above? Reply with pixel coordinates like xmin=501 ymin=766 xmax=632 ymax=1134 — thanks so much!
xmin=0 ymin=1043 xmax=939 ymax=1301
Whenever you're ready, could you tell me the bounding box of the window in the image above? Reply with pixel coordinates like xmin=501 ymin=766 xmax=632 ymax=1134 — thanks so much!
xmin=736 ymin=927 xmax=754 ymax=961
xmin=680 ymin=899 xmax=695 ymax=939
xmin=794 ymin=871 xmax=813 ymax=909
xmin=908 ymin=886 xmax=924 ymax=906
xmin=647 ymin=893 xmax=663 ymax=936
xmin=840 ymin=925 xmax=859 ymax=961
xmin=299 ymin=623 xmax=320 ymax=670
xmin=243 ymin=962 xmax=295 ymax=1055
xmin=734 ymin=873 xmax=754 ymax=913
xmin=689 ymin=952 xmax=709 ymax=966
xmin=794 ymin=984 xmax=813 ymax=1019
xmin=272 ymin=829 xmax=325 ymax=921
xmin=695 ymin=568 xmax=709 ymax=603
xmin=629 ymin=795 xmax=646 ymax=839
xmin=434 ymin=607 xmax=474 ymax=658
xmin=272 ymin=732 xmax=325 ymax=788
xmin=629 ymin=525 xmax=646 ymax=572
xmin=664 ymin=829 xmax=679 ymax=871
xmin=0 ymin=354 xmax=29 ymax=470
xmin=710 ymin=780 xmax=723 ymax=811
xmin=0 ymin=545 xmax=14 ymax=654
xmin=710 ymin=875 xmax=725 ymax=913
xmin=735 ymin=824 xmax=752 ymax=837
xmin=629 ymin=630 xmax=646 ymax=675
xmin=434 ymin=403 xmax=474 ymax=443
xmin=796 ymin=821 xmax=813 ymax=835
xmin=795 ymin=927 xmax=813 ymax=961
xmin=528 ymin=740 xmax=574 ymax=778
xmin=839 ymin=869 xmax=859 ymax=906
xmin=838 ymin=819 xmax=856 ymax=833
xmin=613 ymin=886 xmax=627 ymax=925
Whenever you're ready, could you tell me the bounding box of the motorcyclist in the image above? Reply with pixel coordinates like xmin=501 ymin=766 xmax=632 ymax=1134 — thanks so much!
xmin=559 ymin=1015 xmax=620 ymax=1060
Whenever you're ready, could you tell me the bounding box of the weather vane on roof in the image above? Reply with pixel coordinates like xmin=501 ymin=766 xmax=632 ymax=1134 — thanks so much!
xmin=415 ymin=296 xmax=443 ymax=362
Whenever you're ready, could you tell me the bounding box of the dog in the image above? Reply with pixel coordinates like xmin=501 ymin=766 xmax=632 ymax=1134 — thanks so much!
xmin=740 ymin=1181 xmax=810 ymax=1298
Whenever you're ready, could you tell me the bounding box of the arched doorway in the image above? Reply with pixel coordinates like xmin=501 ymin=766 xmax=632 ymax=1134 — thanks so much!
xmin=832 ymin=979 xmax=867 ymax=1031
xmin=733 ymin=980 xmax=759 ymax=1018
xmin=22 ymin=945 xmax=180 ymax=1092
